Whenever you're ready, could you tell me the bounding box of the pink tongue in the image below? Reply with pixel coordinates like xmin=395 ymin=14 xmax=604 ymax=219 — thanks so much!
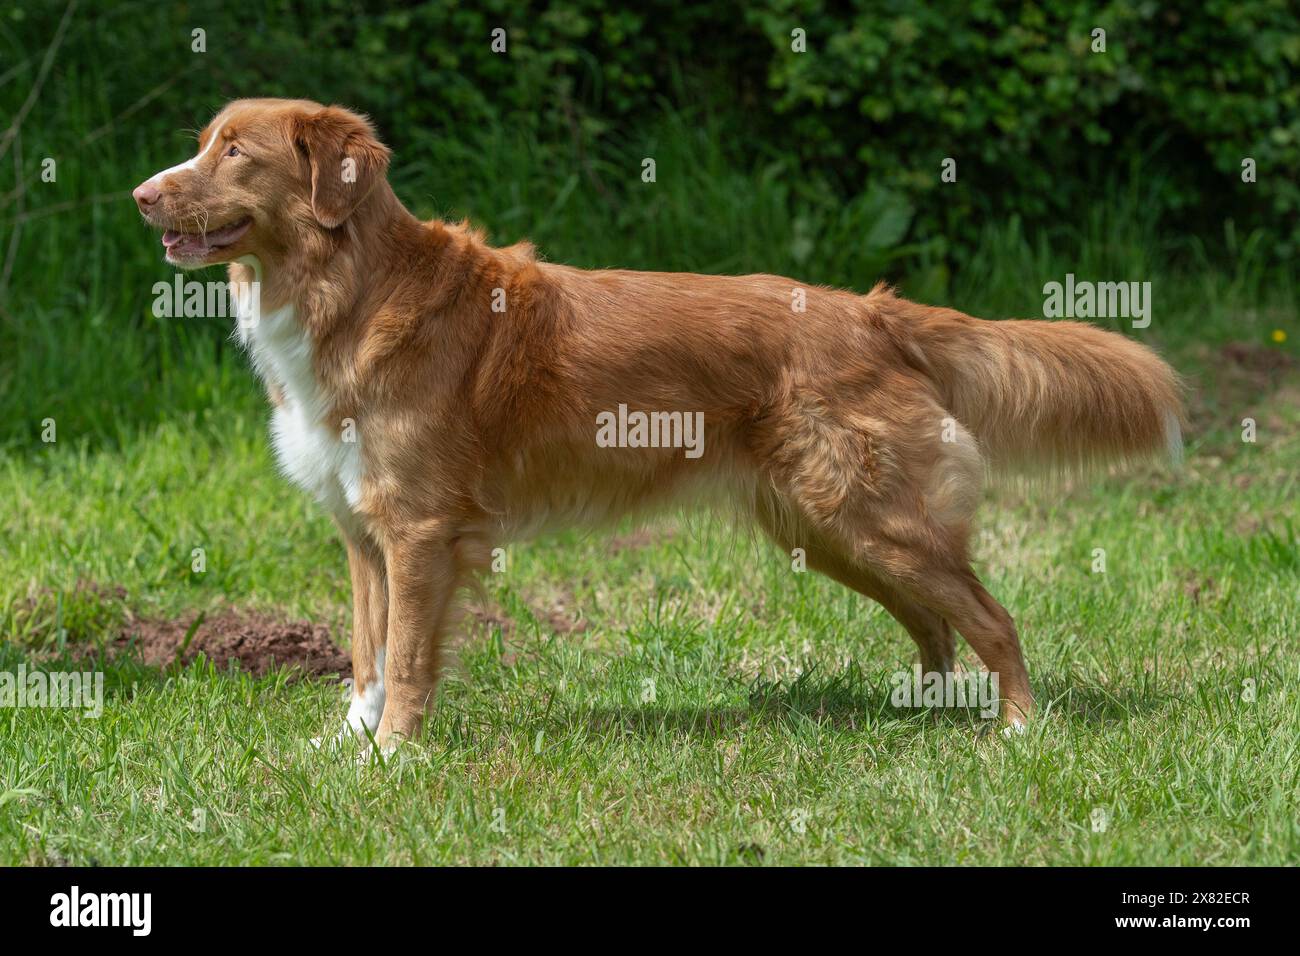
xmin=160 ymin=218 xmax=250 ymax=252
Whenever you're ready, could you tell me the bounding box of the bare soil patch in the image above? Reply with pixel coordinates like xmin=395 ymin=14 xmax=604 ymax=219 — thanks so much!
xmin=114 ymin=610 xmax=351 ymax=679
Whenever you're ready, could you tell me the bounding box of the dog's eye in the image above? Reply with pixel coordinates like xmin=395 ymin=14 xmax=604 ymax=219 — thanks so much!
xmin=225 ymin=144 xmax=240 ymax=158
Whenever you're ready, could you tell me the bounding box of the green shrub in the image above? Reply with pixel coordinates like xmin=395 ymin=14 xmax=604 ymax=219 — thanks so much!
xmin=3 ymin=0 xmax=1296 ymax=270
xmin=745 ymin=0 xmax=1300 ymax=256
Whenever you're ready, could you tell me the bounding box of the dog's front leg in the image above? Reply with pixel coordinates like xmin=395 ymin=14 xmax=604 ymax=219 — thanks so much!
xmin=313 ymin=532 xmax=389 ymax=751
xmin=342 ymin=534 xmax=388 ymax=740
xmin=375 ymin=530 xmax=460 ymax=751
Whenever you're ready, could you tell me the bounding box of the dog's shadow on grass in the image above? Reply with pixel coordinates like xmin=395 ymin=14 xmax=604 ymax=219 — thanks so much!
xmin=566 ymin=666 xmax=1178 ymax=740
xmin=566 ymin=667 xmax=955 ymax=739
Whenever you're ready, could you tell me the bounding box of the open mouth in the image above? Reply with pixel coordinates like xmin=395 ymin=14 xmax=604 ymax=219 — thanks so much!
xmin=161 ymin=217 xmax=253 ymax=260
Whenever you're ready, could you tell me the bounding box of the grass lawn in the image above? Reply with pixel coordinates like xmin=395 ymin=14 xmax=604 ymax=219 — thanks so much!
xmin=1 ymin=306 xmax=1297 ymax=864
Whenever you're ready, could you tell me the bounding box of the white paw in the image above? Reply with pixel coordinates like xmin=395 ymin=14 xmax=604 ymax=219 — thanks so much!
xmin=311 ymin=654 xmax=387 ymax=754
xmin=309 ymin=728 xmax=359 ymax=753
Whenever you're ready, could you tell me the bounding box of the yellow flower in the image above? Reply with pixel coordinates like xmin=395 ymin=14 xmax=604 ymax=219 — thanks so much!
xmin=1271 ymin=329 xmax=1287 ymax=344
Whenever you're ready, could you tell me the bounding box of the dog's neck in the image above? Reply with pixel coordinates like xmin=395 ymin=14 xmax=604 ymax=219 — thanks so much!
xmin=230 ymin=181 xmax=418 ymax=334
xmin=227 ymin=183 xmax=524 ymax=344
xmin=227 ymin=183 xmax=523 ymax=409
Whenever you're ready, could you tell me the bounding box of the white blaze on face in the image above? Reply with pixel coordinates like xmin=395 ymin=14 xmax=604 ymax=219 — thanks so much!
xmin=144 ymin=124 xmax=224 ymax=189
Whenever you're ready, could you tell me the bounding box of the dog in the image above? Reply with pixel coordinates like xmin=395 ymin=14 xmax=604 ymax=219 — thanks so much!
xmin=133 ymin=98 xmax=1183 ymax=750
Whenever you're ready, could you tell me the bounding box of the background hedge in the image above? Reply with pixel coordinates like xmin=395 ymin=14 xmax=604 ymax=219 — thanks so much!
xmin=4 ymin=0 xmax=1298 ymax=264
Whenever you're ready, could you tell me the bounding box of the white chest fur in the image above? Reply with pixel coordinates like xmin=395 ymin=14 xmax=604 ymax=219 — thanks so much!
xmin=236 ymin=294 xmax=363 ymax=528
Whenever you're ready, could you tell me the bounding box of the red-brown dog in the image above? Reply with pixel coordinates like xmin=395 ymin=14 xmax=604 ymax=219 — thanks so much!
xmin=133 ymin=99 xmax=1183 ymax=750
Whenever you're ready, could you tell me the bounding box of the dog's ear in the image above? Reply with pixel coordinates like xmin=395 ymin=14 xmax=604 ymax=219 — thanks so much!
xmin=292 ymin=106 xmax=391 ymax=228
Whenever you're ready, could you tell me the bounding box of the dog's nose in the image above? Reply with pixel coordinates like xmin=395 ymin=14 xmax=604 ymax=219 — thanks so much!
xmin=133 ymin=181 xmax=161 ymax=211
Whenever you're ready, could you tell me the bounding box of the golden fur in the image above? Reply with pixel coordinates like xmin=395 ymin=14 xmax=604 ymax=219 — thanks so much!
xmin=134 ymin=99 xmax=1184 ymax=746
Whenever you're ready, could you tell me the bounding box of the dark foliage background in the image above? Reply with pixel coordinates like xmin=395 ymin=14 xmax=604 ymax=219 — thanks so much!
xmin=6 ymin=0 xmax=1297 ymax=257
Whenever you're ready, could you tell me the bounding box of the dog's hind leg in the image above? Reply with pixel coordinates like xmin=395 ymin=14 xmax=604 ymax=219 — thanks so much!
xmin=757 ymin=386 xmax=1032 ymax=726
xmin=845 ymin=482 xmax=1034 ymax=727
xmin=845 ymin=415 xmax=1035 ymax=727
xmin=873 ymin=586 xmax=955 ymax=677
xmin=884 ymin=560 xmax=1034 ymax=728
xmin=754 ymin=495 xmax=955 ymax=676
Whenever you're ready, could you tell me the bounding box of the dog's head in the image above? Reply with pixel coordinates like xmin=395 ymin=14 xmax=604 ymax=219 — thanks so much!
xmin=133 ymin=98 xmax=391 ymax=269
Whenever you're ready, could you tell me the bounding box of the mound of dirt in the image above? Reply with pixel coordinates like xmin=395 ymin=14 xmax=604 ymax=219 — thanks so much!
xmin=115 ymin=611 xmax=351 ymax=679
xmin=23 ymin=579 xmax=591 ymax=681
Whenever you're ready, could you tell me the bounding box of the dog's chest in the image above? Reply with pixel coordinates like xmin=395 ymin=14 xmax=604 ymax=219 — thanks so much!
xmin=239 ymin=305 xmax=363 ymax=525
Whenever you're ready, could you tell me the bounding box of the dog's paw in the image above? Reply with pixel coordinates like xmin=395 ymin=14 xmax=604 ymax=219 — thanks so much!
xmin=309 ymin=731 xmax=390 ymax=769
xmin=309 ymin=720 xmax=374 ymax=756
xmin=308 ymin=731 xmax=347 ymax=754
xmin=372 ymin=731 xmax=410 ymax=759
